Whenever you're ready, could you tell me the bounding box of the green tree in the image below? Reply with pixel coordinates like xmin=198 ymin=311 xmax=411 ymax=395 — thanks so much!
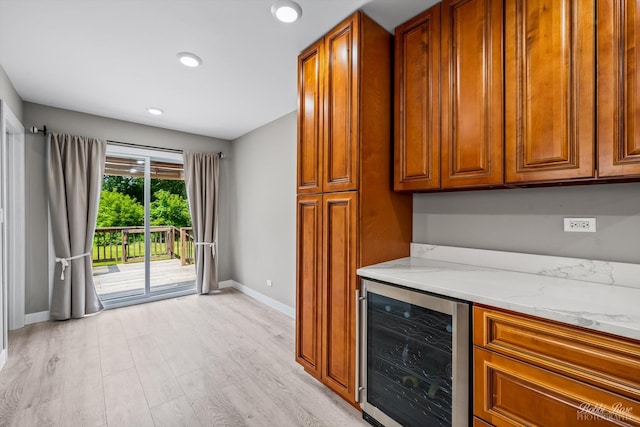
xmin=102 ymin=175 xmax=144 ymax=204
xmin=150 ymin=190 xmax=192 ymax=227
xmin=151 ymin=179 xmax=187 ymax=199
xmin=102 ymin=175 xmax=187 ymax=202
xmin=96 ymin=190 xmax=144 ymax=227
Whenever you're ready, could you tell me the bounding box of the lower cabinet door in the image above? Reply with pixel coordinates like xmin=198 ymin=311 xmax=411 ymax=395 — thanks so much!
xmin=322 ymin=191 xmax=358 ymax=404
xmin=474 ymin=348 xmax=640 ymax=426
xmin=295 ymin=195 xmax=323 ymax=378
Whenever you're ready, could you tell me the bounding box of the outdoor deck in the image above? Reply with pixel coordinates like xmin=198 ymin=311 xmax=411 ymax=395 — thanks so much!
xmin=93 ymin=258 xmax=196 ymax=296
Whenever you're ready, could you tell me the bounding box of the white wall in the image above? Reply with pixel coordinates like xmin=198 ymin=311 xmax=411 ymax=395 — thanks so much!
xmin=23 ymin=102 xmax=232 ymax=314
xmin=230 ymin=111 xmax=297 ymax=308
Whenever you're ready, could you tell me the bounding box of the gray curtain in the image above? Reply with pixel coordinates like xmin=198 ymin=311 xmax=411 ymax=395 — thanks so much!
xmin=184 ymin=152 xmax=220 ymax=294
xmin=48 ymin=133 xmax=106 ymax=320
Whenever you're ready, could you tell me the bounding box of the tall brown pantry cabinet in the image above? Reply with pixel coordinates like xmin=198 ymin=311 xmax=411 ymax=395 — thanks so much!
xmin=295 ymin=11 xmax=412 ymax=407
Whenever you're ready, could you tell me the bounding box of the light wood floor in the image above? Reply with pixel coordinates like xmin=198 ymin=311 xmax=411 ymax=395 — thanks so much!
xmin=0 ymin=289 xmax=367 ymax=427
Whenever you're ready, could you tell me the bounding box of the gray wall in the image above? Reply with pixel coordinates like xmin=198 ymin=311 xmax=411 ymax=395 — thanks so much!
xmin=229 ymin=110 xmax=640 ymax=313
xmin=230 ymin=111 xmax=297 ymax=308
xmin=413 ymin=183 xmax=640 ymax=264
xmin=23 ymin=102 xmax=231 ymax=314
xmin=0 ymin=64 xmax=23 ymax=123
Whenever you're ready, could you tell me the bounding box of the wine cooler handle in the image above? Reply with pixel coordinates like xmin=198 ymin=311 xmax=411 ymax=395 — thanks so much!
xmin=355 ymin=289 xmax=361 ymax=403
xmin=355 ymin=288 xmax=367 ymax=403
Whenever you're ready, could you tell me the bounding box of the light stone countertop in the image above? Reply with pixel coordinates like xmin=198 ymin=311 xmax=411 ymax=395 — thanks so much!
xmin=357 ymin=244 xmax=640 ymax=341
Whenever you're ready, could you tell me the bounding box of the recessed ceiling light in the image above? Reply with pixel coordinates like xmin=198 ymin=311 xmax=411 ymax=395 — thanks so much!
xmin=177 ymin=52 xmax=202 ymax=68
xmin=136 ymin=160 xmax=145 ymax=164
xmin=147 ymin=107 xmax=163 ymax=116
xmin=271 ymin=0 xmax=302 ymax=23
xmin=129 ymin=168 xmax=137 ymax=173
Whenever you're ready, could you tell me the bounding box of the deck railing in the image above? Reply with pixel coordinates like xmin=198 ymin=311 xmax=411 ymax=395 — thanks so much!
xmin=93 ymin=226 xmax=195 ymax=266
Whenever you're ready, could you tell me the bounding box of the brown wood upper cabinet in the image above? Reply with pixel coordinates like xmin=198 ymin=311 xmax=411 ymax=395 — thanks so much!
xmin=395 ymin=0 xmax=504 ymax=191
xmin=598 ymin=0 xmax=640 ymax=178
xmin=298 ymin=13 xmax=376 ymax=194
xmin=505 ymin=0 xmax=596 ymax=183
xmin=297 ymin=41 xmax=323 ymax=194
xmin=323 ymin=19 xmax=359 ymax=193
xmin=441 ymin=0 xmax=504 ymax=188
xmin=396 ymin=0 xmax=640 ymax=191
xmin=394 ymin=4 xmax=441 ymax=191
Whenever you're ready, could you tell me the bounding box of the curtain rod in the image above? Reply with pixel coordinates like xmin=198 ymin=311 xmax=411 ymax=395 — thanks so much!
xmin=108 ymin=140 xmax=224 ymax=159
xmin=29 ymin=125 xmax=224 ymax=158
xmin=107 ymin=139 xmax=184 ymax=155
xmin=29 ymin=125 xmax=49 ymax=134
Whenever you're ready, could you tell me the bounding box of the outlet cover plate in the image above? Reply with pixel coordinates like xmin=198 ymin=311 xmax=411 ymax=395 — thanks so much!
xmin=564 ymin=218 xmax=596 ymax=233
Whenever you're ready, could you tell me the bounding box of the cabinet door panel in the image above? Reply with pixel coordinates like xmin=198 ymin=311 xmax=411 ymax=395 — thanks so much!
xmin=295 ymin=195 xmax=322 ymax=377
xmin=474 ymin=348 xmax=640 ymax=426
xmin=442 ymin=0 xmax=504 ymax=188
xmin=394 ymin=5 xmax=441 ymax=191
xmin=598 ymin=0 xmax=640 ymax=178
xmin=506 ymin=0 xmax=595 ymax=183
xmin=324 ymin=17 xmax=359 ymax=192
xmin=322 ymin=192 xmax=357 ymax=403
xmin=297 ymin=42 xmax=323 ymax=194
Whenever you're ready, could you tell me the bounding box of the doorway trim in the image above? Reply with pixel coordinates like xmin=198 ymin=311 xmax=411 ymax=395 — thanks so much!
xmin=1 ymin=101 xmax=26 ymax=334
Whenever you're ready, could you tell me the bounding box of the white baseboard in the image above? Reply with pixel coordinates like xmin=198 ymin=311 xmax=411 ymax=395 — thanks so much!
xmin=220 ymin=280 xmax=295 ymax=319
xmin=25 ymin=310 xmax=50 ymax=325
xmin=22 ymin=283 xmax=296 ymax=323
xmin=0 ymin=349 xmax=6 ymax=371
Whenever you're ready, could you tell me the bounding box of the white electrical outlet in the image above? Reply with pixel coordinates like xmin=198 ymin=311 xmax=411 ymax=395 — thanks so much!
xmin=563 ymin=218 xmax=596 ymax=233
xmin=266 ymin=280 xmax=272 ymax=287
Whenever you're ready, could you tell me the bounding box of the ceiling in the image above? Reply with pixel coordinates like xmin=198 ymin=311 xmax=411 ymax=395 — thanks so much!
xmin=0 ymin=0 xmax=436 ymax=141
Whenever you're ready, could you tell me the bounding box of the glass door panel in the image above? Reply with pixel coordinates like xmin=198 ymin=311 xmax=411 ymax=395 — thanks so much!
xmin=94 ymin=155 xmax=147 ymax=299
xmin=148 ymin=160 xmax=195 ymax=292
xmin=366 ymin=291 xmax=455 ymax=427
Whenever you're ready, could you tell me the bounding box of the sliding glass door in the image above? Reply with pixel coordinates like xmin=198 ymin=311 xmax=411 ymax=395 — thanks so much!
xmin=93 ymin=146 xmax=195 ymax=306
xmin=149 ymin=160 xmax=195 ymax=293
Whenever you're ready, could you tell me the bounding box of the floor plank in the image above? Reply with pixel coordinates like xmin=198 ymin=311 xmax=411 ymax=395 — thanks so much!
xmin=9 ymin=398 xmax=62 ymax=427
xmin=188 ymin=392 xmax=247 ymax=427
xmin=103 ymin=368 xmax=150 ymax=426
xmin=0 ymin=289 xmax=366 ymax=427
xmin=149 ymin=396 xmax=201 ymax=427
xmin=59 ymin=347 xmax=106 ymax=427
xmin=128 ymin=335 xmax=184 ymax=408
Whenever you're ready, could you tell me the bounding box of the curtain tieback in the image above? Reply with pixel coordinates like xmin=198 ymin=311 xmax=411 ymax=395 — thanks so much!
xmin=55 ymin=252 xmax=91 ymax=280
xmin=195 ymin=241 xmax=217 ymax=257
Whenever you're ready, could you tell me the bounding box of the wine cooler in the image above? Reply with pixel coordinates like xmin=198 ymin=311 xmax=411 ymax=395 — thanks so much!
xmin=357 ymin=279 xmax=470 ymax=427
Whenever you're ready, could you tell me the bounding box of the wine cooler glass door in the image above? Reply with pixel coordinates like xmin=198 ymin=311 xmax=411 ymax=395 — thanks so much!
xmin=359 ymin=279 xmax=469 ymax=427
